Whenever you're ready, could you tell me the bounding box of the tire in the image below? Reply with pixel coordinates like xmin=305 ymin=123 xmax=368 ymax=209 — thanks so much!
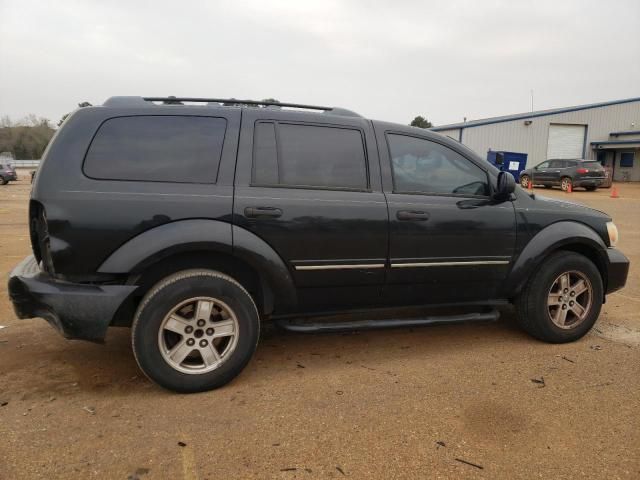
xmin=560 ymin=177 xmax=572 ymax=192
xmin=520 ymin=175 xmax=530 ymax=189
xmin=515 ymin=251 xmax=603 ymax=343
xmin=131 ymin=269 xmax=260 ymax=393
xmin=585 ymin=186 xmax=597 ymax=192
xmin=0 ymin=177 xmax=7 ymax=185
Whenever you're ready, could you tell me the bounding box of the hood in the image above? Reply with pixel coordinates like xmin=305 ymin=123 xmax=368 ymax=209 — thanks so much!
xmin=529 ymin=193 xmax=610 ymax=219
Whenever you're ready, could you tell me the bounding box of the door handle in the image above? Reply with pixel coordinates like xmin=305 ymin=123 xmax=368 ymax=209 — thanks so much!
xmin=244 ymin=206 xmax=283 ymax=218
xmin=396 ymin=210 xmax=430 ymax=221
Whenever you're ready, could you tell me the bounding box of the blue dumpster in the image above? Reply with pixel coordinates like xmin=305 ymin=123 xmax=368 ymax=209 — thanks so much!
xmin=487 ymin=150 xmax=528 ymax=181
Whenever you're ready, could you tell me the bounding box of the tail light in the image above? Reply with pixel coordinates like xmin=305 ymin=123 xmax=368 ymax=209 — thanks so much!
xmin=576 ymin=168 xmax=589 ymax=174
xmin=29 ymin=200 xmax=54 ymax=273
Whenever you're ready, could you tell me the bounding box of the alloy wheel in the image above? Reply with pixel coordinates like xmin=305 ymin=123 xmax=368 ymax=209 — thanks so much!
xmin=157 ymin=297 xmax=239 ymax=374
xmin=547 ymin=271 xmax=593 ymax=329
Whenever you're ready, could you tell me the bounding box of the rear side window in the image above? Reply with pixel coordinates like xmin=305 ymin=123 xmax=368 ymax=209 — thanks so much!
xmin=583 ymin=161 xmax=602 ymax=169
xmin=252 ymin=122 xmax=368 ymax=190
xmin=84 ymin=116 xmax=227 ymax=183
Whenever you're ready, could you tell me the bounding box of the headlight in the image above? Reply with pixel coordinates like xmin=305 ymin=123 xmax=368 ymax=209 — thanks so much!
xmin=606 ymin=221 xmax=619 ymax=247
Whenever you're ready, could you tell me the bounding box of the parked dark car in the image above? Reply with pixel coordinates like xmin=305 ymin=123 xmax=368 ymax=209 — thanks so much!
xmin=519 ymin=159 xmax=606 ymax=191
xmin=0 ymin=162 xmax=18 ymax=184
xmin=8 ymin=97 xmax=629 ymax=392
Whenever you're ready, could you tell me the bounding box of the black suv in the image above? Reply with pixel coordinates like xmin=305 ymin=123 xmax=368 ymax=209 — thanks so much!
xmin=8 ymin=97 xmax=629 ymax=392
xmin=520 ymin=159 xmax=606 ymax=191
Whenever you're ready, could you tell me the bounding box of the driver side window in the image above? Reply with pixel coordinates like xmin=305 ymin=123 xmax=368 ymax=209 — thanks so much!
xmin=387 ymin=134 xmax=489 ymax=196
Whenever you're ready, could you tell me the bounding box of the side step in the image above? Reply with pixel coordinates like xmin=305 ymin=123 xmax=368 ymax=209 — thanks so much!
xmin=275 ymin=309 xmax=500 ymax=333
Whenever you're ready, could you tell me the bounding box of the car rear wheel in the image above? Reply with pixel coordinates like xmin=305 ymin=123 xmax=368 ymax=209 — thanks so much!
xmin=520 ymin=175 xmax=530 ymax=188
xmin=560 ymin=177 xmax=572 ymax=192
xmin=515 ymin=251 xmax=603 ymax=343
xmin=131 ymin=269 xmax=260 ymax=393
xmin=0 ymin=177 xmax=7 ymax=185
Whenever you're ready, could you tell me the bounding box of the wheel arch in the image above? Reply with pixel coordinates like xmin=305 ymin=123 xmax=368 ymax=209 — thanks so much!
xmin=504 ymin=221 xmax=608 ymax=299
xmin=99 ymin=219 xmax=297 ymax=325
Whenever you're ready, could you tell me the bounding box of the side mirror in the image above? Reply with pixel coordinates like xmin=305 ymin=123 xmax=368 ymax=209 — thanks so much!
xmin=494 ymin=171 xmax=515 ymax=201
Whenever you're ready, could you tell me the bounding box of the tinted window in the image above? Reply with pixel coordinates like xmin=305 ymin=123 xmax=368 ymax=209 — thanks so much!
xmin=252 ymin=122 xmax=278 ymax=185
xmin=85 ymin=116 xmax=227 ymax=183
xmin=253 ymin=122 xmax=368 ymax=190
xmin=583 ymin=161 xmax=602 ymax=169
xmin=537 ymin=161 xmax=550 ymax=169
xmin=387 ymin=134 xmax=489 ymax=196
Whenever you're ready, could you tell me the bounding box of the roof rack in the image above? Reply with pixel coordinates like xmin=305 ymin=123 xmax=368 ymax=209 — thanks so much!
xmin=102 ymin=96 xmax=362 ymax=118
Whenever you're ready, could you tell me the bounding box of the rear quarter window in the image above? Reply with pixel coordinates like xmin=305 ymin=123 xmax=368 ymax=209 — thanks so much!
xmin=84 ymin=115 xmax=227 ymax=183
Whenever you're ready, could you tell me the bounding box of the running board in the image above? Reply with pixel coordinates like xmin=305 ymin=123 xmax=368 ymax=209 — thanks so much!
xmin=275 ymin=310 xmax=500 ymax=333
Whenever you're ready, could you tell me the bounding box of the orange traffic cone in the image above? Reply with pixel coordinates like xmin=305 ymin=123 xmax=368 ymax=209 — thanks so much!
xmin=566 ymin=183 xmax=572 ymax=194
xmin=528 ymin=179 xmax=533 ymax=191
xmin=611 ymin=185 xmax=619 ymax=198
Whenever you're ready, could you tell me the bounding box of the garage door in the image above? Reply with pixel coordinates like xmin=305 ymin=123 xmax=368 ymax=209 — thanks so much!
xmin=547 ymin=124 xmax=586 ymax=159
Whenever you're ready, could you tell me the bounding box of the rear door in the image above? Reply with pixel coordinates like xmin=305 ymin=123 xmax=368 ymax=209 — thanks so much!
xmin=233 ymin=109 xmax=389 ymax=312
xmin=374 ymin=125 xmax=516 ymax=305
xmin=548 ymin=160 xmax=567 ymax=184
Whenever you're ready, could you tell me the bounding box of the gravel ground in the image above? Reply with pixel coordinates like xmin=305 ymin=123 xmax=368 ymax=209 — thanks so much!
xmin=1 ymin=176 xmax=639 ymax=479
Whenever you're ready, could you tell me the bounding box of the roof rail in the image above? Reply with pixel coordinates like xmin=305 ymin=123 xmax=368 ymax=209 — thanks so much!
xmin=103 ymin=96 xmax=362 ymax=117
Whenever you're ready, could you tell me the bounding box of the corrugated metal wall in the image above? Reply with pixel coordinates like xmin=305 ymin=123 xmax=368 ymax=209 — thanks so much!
xmin=435 ymin=101 xmax=640 ymax=169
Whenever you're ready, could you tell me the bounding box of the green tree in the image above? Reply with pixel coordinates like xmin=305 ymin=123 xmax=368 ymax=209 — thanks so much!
xmin=409 ymin=115 xmax=433 ymax=129
xmin=58 ymin=101 xmax=92 ymax=126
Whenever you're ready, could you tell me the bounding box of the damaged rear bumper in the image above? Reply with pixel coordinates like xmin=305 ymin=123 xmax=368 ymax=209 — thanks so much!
xmin=8 ymin=255 xmax=137 ymax=342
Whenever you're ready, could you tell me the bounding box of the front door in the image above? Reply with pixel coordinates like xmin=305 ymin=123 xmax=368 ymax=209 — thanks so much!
xmin=532 ymin=160 xmax=552 ymax=184
xmin=233 ymin=109 xmax=389 ymax=312
xmin=375 ymin=128 xmax=516 ymax=305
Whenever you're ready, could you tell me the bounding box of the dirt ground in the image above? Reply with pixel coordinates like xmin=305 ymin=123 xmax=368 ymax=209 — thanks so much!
xmin=1 ymin=174 xmax=639 ymax=479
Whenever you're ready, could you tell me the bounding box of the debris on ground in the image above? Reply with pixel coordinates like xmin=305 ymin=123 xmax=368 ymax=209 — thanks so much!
xmin=336 ymin=466 xmax=346 ymax=475
xmin=177 ymin=441 xmax=187 ymax=447
xmin=296 ymin=362 xmax=305 ymax=369
xmin=590 ymin=345 xmax=602 ymax=351
xmin=1 ymin=401 xmax=8 ymax=407
xmin=436 ymin=441 xmax=446 ymax=447
xmin=280 ymin=467 xmax=297 ymax=472
xmin=335 ymin=390 xmax=344 ymax=395
xmin=561 ymin=356 xmax=575 ymax=363
xmin=82 ymin=406 xmax=96 ymax=415
xmin=127 ymin=467 xmax=150 ymax=480
xmin=531 ymin=377 xmax=546 ymax=388
xmin=455 ymin=458 xmax=484 ymax=470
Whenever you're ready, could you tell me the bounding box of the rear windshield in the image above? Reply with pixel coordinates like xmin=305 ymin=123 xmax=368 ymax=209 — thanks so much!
xmin=84 ymin=115 xmax=227 ymax=183
xmin=583 ymin=161 xmax=603 ymax=169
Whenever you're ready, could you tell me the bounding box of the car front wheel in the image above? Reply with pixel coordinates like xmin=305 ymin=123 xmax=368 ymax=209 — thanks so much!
xmin=561 ymin=177 xmax=573 ymax=191
xmin=515 ymin=251 xmax=603 ymax=343
xmin=131 ymin=269 xmax=260 ymax=393
xmin=520 ymin=175 xmax=530 ymax=188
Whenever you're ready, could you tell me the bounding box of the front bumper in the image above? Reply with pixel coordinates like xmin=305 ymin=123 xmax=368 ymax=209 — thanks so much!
xmin=8 ymin=255 xmax=137 ymax=342
xmin=605 ymin=248 xmax=629 ymax=294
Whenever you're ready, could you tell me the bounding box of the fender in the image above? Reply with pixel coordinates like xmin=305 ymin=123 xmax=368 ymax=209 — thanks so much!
xmin=503 ymin=221 xmax=608 ymax=298
xmin=97 ymin=219 xmax=297 ymax=311
xmin=232 ymin=225 xmax=297 ymax=312
xmin=98 ymin=219 xmax=233 ymax=273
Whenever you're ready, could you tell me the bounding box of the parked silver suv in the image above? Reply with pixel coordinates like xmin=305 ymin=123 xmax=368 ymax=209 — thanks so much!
xmin=0 ymin=163 xmax=18 ymax=185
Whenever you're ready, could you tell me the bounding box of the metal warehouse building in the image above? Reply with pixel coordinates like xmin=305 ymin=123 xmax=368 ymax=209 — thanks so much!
xmin=432 ymin=97 xmax=640 ymax=182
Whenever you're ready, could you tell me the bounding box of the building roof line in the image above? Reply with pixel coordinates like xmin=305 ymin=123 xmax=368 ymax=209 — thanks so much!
xmin=591 ymin=140 xmax=640 ymax=145
xmin=432 ymin=96 xmax=640 ymax=131
xmin=610 ymin=130 xmax=640 ymax=136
